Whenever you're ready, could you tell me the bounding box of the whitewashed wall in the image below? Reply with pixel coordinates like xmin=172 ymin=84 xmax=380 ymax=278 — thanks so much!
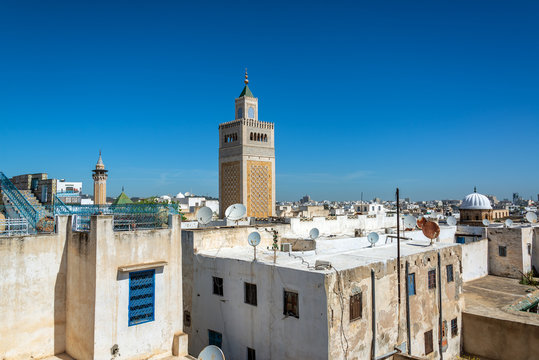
xmin=461 ymin=239 xmax=488 ymax=282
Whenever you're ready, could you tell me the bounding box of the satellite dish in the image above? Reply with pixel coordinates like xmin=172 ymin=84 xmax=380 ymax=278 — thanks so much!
xmin=404 ymin=215 xmax=416 ymax=230
xmin=367 ymin=232 xmax=379 ymax=246
xmin=447 ymin=216 xmax=457 ymax=226
xmin=505 ymin=219 xmax=513 ymax=227
xmin=225 ymin=204 xmax=247 ymax=221
xmin=422 ymin=221 xmax=440 ymax=240
xmin=198 ymin=345 xmax=225 ymax=360
xmin=526 ymin=212 xmax=537 ymax=223
xmin=482 ymin=219 xmax=490 ymax=227
xmin=247 ymin=231 xmax=261 ymax=247
xmin=417 ymin=216 xmax=427 ymax=229
xmin=196 ymin=206 xmax=213 ymax=224
xmin=309 ymin=228 xmax=320 ymax=240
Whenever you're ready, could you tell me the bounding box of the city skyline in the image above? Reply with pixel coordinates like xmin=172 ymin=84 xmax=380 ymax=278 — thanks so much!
xmin=2 ymin=1 xmax=538 ymax=201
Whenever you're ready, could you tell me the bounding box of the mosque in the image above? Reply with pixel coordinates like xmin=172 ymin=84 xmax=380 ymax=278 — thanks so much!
xmin=459 ymin=187 xmax=509 ymax=225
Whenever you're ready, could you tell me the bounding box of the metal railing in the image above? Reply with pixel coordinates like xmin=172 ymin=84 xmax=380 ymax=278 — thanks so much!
xmin=0 ymin=218 xmax=29 ymax=236
xmin=0 ymin=172 xmax=38 ymax=229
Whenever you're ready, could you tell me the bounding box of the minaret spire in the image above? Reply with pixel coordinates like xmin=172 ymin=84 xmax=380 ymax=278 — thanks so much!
xmin=244 ymin=68 xmax=249 ymax=85
xmin=474 ymin=186 xmax=477 ymax=193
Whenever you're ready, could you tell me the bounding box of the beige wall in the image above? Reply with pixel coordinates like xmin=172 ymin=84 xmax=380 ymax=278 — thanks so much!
xmin=487 ymin=227 xmax=533 ymax=278
xmin=0 ymin=217 xmax=69 ymax=360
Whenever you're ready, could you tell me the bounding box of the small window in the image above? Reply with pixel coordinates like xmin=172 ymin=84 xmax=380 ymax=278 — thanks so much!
xmin=213 ymin=276 xmax=223 ymax=296
xmin=446 ymin=264 xmax=454 ymax=283
xmin=129 ymin=269 xmax=155 ymax=326
xmin=284 ymin=290 xmax=299 ymax=318
xmin=456 ymin=236 xmax=465 ymax=244
xmin=428 ymin=269 xmax=436 ymax=289
xmin=247 ymin=347 xmax=256 ymax=360
xmin=407 ymin=273 xmax=416 ymax=296
xmin=349 ymin=293 xmax=362 ymax=321
xmin=424 ymin=329 xmax=433 ymax=355
xmin=451 ymin=318 xmax=458 ymax=337
xmin=183 ymin=310 xmax=191 ymax=327
xmin=528 ymin=244 xmax=532 ymax=256
xmin=499 ymin=246 xmax=507 ymax=257
xmin=208 ymin=329 xmax=222 ymax=348
xmin=245 ymin=282 xmax=257 ymax=306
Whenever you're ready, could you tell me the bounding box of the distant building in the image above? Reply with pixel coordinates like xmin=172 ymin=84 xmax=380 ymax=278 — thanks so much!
xmin=459 ymin=188 xmax=508 ymax=225
xmin=92 ymin=151 xmax=108 ymax=205
xmin=300 ymin=194 xmax=311 ymax=204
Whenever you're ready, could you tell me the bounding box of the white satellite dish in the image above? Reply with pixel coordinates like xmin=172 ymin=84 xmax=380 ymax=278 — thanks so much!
xmin=447 ymin=216 xmax=457 ymax=226
xmin=225 ymin=203 xmax=247 ymax=221
xmin=309 ymin=228 xmax=320 ymax=240
xmin=248 ymin=231 xmax=261 ymax=247
xmin=482 ymin=219 xmax=490 ymax=226
xmin=198 ymin=345 xmax=225 ymax=360
xmin=404 ymin=215 xmax=416 ymax=229
xmin=526 ymin=212 xmax=537 ymax=223
xmin=196 ymin=206 xmax=213 ymax=225
xmin=367 ymin=232 xmax=379 ymax=247
xmin=505 ymin=219 xmax=513 ymax=227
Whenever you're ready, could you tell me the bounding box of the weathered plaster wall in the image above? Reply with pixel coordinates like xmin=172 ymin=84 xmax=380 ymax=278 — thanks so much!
xmin=326 ymin=246 xmax=463 ymax=360
xmin=189 ymin=255 xmax=328 ymax=359
xmin=0 ymin=217 xmax=69 ymax=360
xmin=487 ymin=227 xmax=532 ymax=278
xmin=461 ymin=239 xmax=488 ymax=282
xmin=286 ymin=215 xmax=400 ymax=238
xmin=533 ymin=228 xmax=539 ymax=273
xmin=462 ymin=312 xmax=539 ymax=360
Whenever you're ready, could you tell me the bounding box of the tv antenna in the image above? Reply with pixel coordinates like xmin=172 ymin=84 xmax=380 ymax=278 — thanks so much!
xmin=505 ymin=218 xmax=513 ymax=227
xmin=526 ymin=211 xmax=537 ymax=224
xmin=446 ymin=216 xmax=457 ymax=226
xmin=309 ymin=228 xmax=320 ymax=240
xmin=196 ymin=206 xmax=213 ymax=225
xmin=198 ymin=345 xmax=225 ymax=360
xmin=422 ymin=221 xmax=440 ymax=245
xmin=482 ymin=219 xmax=490 ymax=227
xmin=367 ymin=232 xmax=379 ymax=247
xmin=248 ymin=231 xmax=261 ymax=261
xmin=225 ymin=203 xmax=247 ymax=225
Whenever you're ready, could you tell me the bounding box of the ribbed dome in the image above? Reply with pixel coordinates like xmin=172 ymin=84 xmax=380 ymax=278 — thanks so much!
xmin=460 ymin=192 xmax=492 ymax=210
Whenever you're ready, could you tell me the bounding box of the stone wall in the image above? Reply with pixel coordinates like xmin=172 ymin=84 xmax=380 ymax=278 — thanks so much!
xmin=487 ymin=227 xmax=533 ymax=278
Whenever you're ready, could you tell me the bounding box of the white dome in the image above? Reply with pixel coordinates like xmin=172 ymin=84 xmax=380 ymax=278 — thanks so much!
xmin=175 ymin=192 xmax=185 ymax=199
xmin=460 ymin=192 xmax=492 ymax=210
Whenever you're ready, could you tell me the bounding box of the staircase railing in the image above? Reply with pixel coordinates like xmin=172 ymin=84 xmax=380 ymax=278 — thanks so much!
xmin=0 ymin=172 xmax=39 ymax=229
xmin=54 ymin=195 xmax=72 ymax=215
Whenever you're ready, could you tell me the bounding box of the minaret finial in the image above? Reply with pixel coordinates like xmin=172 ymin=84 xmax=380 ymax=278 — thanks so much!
xmin=122 ymin=185 xmax=124 ymax=192
xmin=474 ymin=186 xmax=477 ymax=193
xmin=244 ymin=68 xmax=249 ymax=85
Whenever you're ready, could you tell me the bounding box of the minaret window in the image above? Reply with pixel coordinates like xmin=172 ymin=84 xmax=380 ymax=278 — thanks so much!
xmin=237 ymin=107 xmax=243 ymax=119
xmin=248 ymin=107 xmax=254 ymax=119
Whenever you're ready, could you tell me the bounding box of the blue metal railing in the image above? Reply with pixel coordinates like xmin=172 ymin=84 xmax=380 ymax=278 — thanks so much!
xmin=0 ymin=172 xmax=39 ymax=229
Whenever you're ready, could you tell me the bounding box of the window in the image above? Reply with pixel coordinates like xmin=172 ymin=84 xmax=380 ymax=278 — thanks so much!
xmin=238 ymin=107 xmax=243 ymax=119
xmin=247 ymin=347 xmax=256 ymax=360
xmin=248 ymin=106 xmax=254 ymax=118
xmin=424 ymin=329 xmax=433 ymax=355
xmin=284 ymin=290 xmax=299 ymax=318
xmin=213 ymin=276 xmax=223 ymax=296
xmin=208 ymin=329 xmax=222 ymax=348
xmin=349 ymin=293 xmax=362 ymax=321
xmin=446 ymin=264 xmax=454 ymax=283
xmin=528 ymin=244 xmax=532 ymax=256
xmin=129 ymin=269 xmax=155 ymax=326
xmin=456 ymin=236 xmax=465 ymax=244
xmin=183 ymin=310 xmax=191 ymax=327
xmin=451 ymin=318 xmax=458 ymax=337
xmin=499 ymin=246 xmax=507 ymax=257
xmin=245 ymin=282 xmax=257 ymax=306
xmin=407 ymin=273 xmax=416 ymax=296
xmin=428 ymin=269 xmax=436 ymax=289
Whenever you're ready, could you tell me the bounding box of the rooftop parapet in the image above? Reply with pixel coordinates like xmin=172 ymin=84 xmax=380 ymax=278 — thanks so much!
xmin=219 ymin=118 xmax=274 ymax=130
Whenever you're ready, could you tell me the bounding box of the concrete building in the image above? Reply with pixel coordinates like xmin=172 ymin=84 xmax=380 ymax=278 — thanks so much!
xmin=218 ymin=71 xmax=276 ymax=218
xmin=0 ymin=214 xmax=187 ymax=360
xmin=92 ymin=151 xmax=108 ymax=205
xmin=56 ymin=179 xmax=83 ymax=204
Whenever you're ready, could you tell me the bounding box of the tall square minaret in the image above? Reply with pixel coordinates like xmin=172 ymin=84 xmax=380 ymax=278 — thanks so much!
xmin=219 ymin=71 xmax=275 ymax=218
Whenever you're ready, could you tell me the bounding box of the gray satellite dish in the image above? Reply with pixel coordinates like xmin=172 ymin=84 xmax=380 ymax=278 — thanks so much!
xmin=482 ymin=219 xmax=490 ymax=226
xmin=248 ymin=231 xmax=261 ymax=247
xmin=225 ymin=203 xmax=247 ymax=221
xmin=526 ymin=212 xmax=537 ymax=223
xmin=196 ymin=206 xmax=213 ymax=225
xmin=505 ymin=218 xmax=513 ymax=227
xmin=404 ymin=215 xmax=416 ymax=229
xmin=198 ymin=345 xmax=225 ymax=360
xmin=309 ymin=228 xmax=320 ymax=240
xmin=367 ymin=232 xmax=379 ymax=247
xmin=447 ymin=216 xmax=457 ymax=226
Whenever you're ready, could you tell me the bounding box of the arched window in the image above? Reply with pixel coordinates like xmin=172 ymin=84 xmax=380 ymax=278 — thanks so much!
xmin=264 ymin=134 xmax=267 ymax=142
xmin=250 ymin=133 xmax=253 ymax=140
xmin=237 ymin=107 xmax=243 ymax=119
xmin=257 ymin=133 xmax=260 ymax=141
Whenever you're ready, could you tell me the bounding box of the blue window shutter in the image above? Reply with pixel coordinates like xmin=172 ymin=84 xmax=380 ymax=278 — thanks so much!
xmin=129 ymin=269 xmax=155 ymax=326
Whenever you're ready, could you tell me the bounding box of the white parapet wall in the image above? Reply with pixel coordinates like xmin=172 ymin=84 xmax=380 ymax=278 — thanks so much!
xmin=461 ymin=239 xmax=489 ymax=282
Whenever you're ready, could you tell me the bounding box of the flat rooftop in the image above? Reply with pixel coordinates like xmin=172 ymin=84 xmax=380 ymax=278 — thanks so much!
xmin=463 ymin=275 xmax=539 ymax=326
xmin=197 ymin=236 xmax=459 ymax=273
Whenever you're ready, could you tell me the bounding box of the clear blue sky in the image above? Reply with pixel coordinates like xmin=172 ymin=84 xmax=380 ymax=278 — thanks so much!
xmin=1 ymin=1 xmax=538 ymax=201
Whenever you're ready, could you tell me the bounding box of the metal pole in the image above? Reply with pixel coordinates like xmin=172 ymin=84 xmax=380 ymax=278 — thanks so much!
xmin=397 ymin=188 xmax=401 ymax=305
xmin=371 ymin=268 xmax=376 ymax=360
xmin=438 ymin=252 xmax=443 ymax=360
xmin=405 ymin=261 xmax=411 ymax=355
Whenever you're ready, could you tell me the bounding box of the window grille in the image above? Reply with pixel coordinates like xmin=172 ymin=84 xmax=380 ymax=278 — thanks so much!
xmin=428 ymin=269 xmax=436 ymax=289
xmin=424 ymin=329 xmax=433 ymax=354
xmin=244 ymin=282 xmax=257 ymax=306
xmin=247 ymin=347 xmax=256 ymax=360
xmin=499 ymin=246 xmax=507 ymax=257
xmin=446 ymin=264 xmax=454 ymax=283
xmin=213 ymin=276 xmax=224 ymax=296
xmin=451 ymin=318 xmax=458 ymax=337
xmin=208 ymin=329 xmax=222 ymax=348
xmin=349 ymin=293 xmax=362 ymax=321
xmin=284 ymin=290 xmax=299 ymax=318
xmin=129 ymin=269 xmax=155 ymax=326
xmin=408 ymin=273 xmax=416 ymax=296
